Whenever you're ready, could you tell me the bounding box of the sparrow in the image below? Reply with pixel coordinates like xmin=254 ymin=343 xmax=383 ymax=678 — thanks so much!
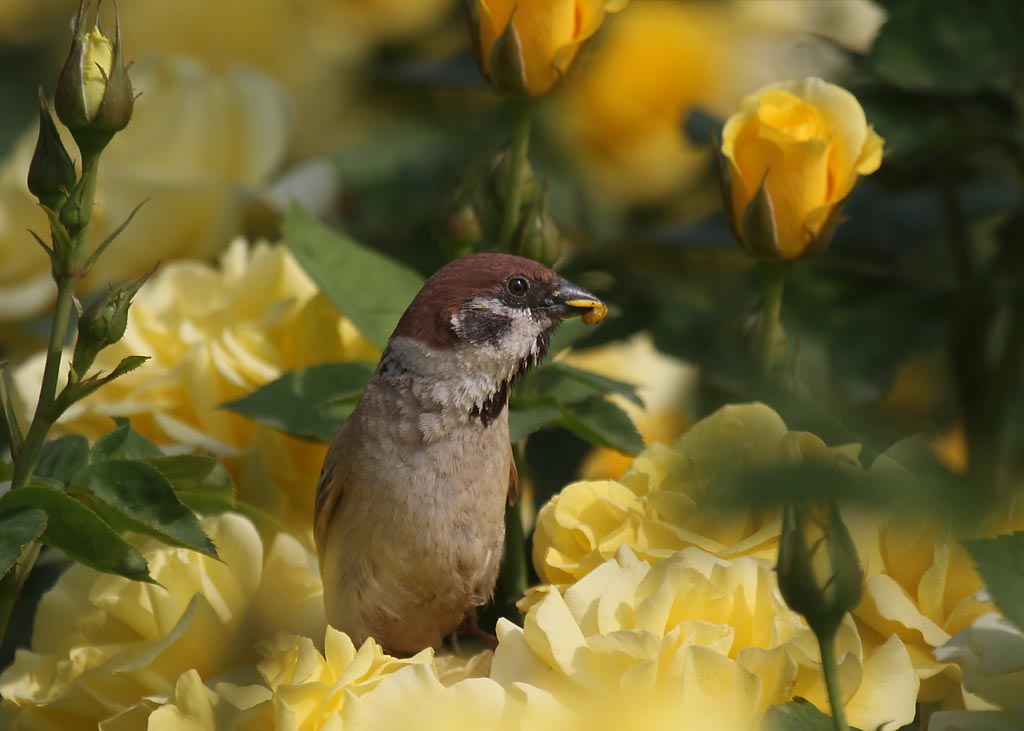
xmin=313 ymin=252 xmax=607 ymax=655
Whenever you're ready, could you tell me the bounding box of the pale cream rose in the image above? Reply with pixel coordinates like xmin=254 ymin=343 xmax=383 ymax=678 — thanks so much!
xmin=935 ymin=612 xmax=1024 ymax=712
xmin=0 ymin=56 xmax=292 ymax=322
xmin=566 ymin=333 xmax=696 ymax=481
xmin=928 ymin=710 xmax=1024 ymax=731
xmin=495 ymin=546 xmax=919 ymax=730
xmin=853 ymin=456 xmax=1024 ymax=705
xmin=342 ymin=660 xmax=516 ymax=731
xmin=532 ymin=403 xmax=862 ymax=585
xmin=12 ymin=239 xmax=378 ymax=533
xmin=146 ymin=669 xmax=273 ymax=731
xmin=0 ymin=513 xmax=324 ymax=731
xmin=256 ymin=627 xmax=440 ymax=730
xmin=144 ymin=632 xmax=502 ymax=730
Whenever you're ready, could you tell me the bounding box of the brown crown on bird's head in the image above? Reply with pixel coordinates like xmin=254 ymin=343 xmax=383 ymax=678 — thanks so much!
xmin=392 ymin=253 xmax=607 ymax=350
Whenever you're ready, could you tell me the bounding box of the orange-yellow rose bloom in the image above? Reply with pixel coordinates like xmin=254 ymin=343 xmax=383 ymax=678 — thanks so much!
xmin=470 ymin=0 xmax=629 ymax=97
xmin=721 ymin=77 xmax=884 ymax=259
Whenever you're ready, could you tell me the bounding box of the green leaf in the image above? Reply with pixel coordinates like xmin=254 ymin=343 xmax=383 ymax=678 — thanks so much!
xmin=534 ymin=362 xmax=642 ymax=407
xmin=36 ymin=434 xmax=90 ymax=486
xmin=508 ymin=401 xmax=562 ymax=442
xmin=90 ymin=419 xmax=162 ymax=462
xmin=764 ymin=699 xmax=858 ymax=731
xmin=0 ymin=482 xmax=152 ymax=582
xmin=222 ymin=362 xmax=376 ymax=442
xmin=283 ymin=205 xmax=425 ymax=349
xmin=77 ymin=460 xmax=216 ymax=557
xmin=142 ymin=455 xmax=236 ymax=514
xmin=557 ymin=397 xmax=644 ymax=456
xmin=0 ymin=508 xmax=47 ymax=580
xmin=963 ymin=531 xmax=1024 ymax=632
xmin=143 ymin=455 xmax=233 ymax=495
xmin=0 ymin=461 xmax=12 ymax=481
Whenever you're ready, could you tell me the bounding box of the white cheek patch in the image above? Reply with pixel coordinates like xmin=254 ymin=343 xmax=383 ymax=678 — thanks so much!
xmin=389 ymin=298 xmax=552 ymax=420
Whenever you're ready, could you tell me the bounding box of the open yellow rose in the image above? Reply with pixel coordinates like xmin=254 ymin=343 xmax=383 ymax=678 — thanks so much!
xmin=495 ymin=546 xmax=919 ymax=730
xmin=721 ymin=77 xmax=884 ymax=259
xmin=469 ymin=0 xmax=629 ymax=97
xmin=532 ymin=403 xmax=862 ymax=585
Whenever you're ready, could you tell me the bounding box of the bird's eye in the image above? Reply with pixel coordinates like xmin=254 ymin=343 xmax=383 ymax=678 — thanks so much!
xmin=506 ymin=276 xmax=530 ymax=297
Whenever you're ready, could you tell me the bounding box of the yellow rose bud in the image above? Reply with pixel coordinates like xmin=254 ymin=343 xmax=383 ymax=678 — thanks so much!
xmin=467 ymin=0 xmax=629 ymax=98
xmin=55 ymin=1 xmax=134 ymax=157
xmin=720 ymin=77 xmax=884 ymax=260
xmin=81 ymin=26 xmax=113 ymax=120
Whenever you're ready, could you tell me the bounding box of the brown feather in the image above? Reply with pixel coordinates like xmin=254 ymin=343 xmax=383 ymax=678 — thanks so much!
xmin=507 ymin=448 xmax=519 ymax=506
xmin=313 ymin=435 xmax=347 ymax=563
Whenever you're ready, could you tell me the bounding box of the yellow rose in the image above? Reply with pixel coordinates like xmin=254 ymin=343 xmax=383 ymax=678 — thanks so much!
xmin=721 ymin=76 xmax=884 ymax=259
xmin=255 ymin=628 xmax=432 ymax=730
xmin=469 ymin=0 xmax=629 ymax=97
xmin=532 ymin=403 xmax=862 ymax=585
xmin=0 ymin=56 xmax=292 ymax=323
xmin=551 ymin=1 xmax=732 ymax=206
xmin=255 ymin=628 xmax=515 ymax=731
xmin=11 ymin=240 xmax=378 ymax=533
xmin=0 ymin=513 xmax=324 ymax=730
xmin=551 ymin=1 xmax=886 ymax=208
xmin=494 ymin=546 xmax=919 ymax=730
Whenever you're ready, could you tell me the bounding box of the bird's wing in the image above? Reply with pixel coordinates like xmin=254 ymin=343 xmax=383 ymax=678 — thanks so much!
xmin=314 ymin=438 xmax=347 ymax=564
xmin=507 ymin=446 xmax=519 ymax=505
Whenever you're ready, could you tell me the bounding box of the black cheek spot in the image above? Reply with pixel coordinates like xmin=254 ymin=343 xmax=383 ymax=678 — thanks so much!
xmin=458 ymin=307 xmax=513 ymax=345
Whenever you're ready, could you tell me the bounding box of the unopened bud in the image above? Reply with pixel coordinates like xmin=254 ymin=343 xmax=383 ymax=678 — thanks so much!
xmin=71 ymin=271 xmax=150 ymax=378
xmin=433 ymin=201 xmax=484 ymax=260
xmin=777 ymin=500 xmax=863 ymax=638
xmin=517 ymin=211 xmax=561 ymax=267
xmin=488 ymin=148 xmax=537 ymax=211
xmin=55 ymin=1 xmax=134 ymax=157
xmin=28 ymin=90 xmax=77 ymax=211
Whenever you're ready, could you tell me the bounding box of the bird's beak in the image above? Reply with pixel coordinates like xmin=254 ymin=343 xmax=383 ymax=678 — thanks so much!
xmin=548 ymin=280 xmax=608 ymax=325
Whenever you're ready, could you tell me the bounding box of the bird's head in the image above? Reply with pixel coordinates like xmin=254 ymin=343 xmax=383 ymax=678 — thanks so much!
xmin=385 ymin=253 xmax=606 ymax=422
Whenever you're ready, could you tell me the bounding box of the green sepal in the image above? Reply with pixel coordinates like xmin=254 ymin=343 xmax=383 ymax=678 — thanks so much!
xmin=740 ymin=174 xmax=783 ymax=260
xmin=488 ymin=12 xmax=531 ymax=99
xmin=27 ymin=89 xmax=77 ymax=211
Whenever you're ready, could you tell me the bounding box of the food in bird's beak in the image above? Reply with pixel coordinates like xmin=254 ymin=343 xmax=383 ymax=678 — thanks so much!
xmin=566 ymin=299 xmax=608 ymax=325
